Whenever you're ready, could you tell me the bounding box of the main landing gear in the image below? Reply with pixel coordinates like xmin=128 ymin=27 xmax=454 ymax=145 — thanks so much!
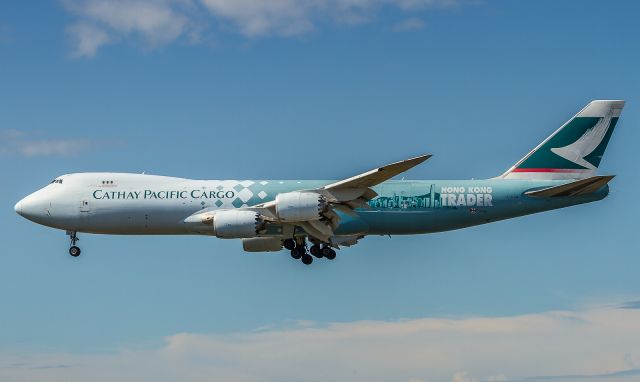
xmin=322 ymin=246 xmax=336 ymax=260
xmin=283 ymin=238 xmax=296 ymax=251
xmin=310 ymin=243 xmax=336 ymax=261
xmin=67 ymin=231 xmax=81 ymax=257
xmin=286 ymin=238 xmax=336 ymax=266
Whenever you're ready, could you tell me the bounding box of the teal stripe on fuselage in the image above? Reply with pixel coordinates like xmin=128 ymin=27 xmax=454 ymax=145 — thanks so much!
xmin=363 ymin=180 xmax=607 ymax=235
xmin=76 ymin=176 xmax=609 ymax=236
xmin=257 ymin=179 xmax=608 ymax=236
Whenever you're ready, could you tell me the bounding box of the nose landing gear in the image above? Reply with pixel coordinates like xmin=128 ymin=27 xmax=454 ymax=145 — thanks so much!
xmin=67 ymin=231 xmax=81 ymax=257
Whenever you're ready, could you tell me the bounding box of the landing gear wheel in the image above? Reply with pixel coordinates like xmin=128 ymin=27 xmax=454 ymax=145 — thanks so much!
xmin=283 ymin=238 xmax=296 ymax=250
xmin=69 ymin=246 xmax=81 ymax=257
xmin=301 ymin=254 xmax=313 ymax=265
xmin=291 ymin=249 xmax=302 ymax=260
xmin=325 ymin=249 xmax=336 ymax=260
xmin=309 ymin=244 xmax=322 ymax=258
xmin=322 ymin=246 xmax=336 ymax=260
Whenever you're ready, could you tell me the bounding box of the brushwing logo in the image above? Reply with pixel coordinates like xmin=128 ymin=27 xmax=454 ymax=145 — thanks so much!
xmin=550 ymin=111 xmax=613 ymax=170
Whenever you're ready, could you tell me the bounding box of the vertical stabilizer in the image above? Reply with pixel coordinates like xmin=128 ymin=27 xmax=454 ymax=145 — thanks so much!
xmin=501 ymin=100 xmax=624 ymax=180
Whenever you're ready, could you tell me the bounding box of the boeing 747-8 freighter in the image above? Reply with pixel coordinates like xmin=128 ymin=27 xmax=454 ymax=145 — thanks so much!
xmin=15 ymin=100 xmax=624 ymax=265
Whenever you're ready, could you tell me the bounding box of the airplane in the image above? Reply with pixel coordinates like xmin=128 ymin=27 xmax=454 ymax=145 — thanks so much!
xmin=14 ymin=100 xmax=624 ymax=265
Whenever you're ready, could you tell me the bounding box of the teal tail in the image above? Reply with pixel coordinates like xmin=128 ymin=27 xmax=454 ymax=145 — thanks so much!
xmin=501 ymin=100 xmax=624 ymax=180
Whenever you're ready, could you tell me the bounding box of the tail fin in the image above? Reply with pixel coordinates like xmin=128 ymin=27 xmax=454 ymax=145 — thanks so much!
xmin=501 ymin=100 xmax=625 ymax=180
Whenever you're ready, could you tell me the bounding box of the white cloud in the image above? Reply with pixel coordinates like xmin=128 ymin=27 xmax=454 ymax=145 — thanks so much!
xmin=452 ymin=372 xmax=478 ymax=382
xmin=67 ymin=22 xmax=112 ymax=57
xmin=61 ymin=0 xmax=466 ymax=56
xmin=63 ymin=0 xmax=202 ymax=56
xmin=3 ymin=301 xmax=640 ymax=382
xmin=393 ymin=0 xmax=461 ymax=10
xmin=393 ymin=17 xmax=427 ymax=31
xmin=199 ymin=0 xmax=319 ymax=37
xmin=0 ymin=130 xmax=117 ymax=157
xmin=15 ymin=139 xmax=92 ymax=157
xmin=199 ymin=0 xmax=456 ymax=36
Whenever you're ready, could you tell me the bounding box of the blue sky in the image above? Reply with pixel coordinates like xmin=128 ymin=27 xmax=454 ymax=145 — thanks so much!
xmin=1 ymin=1 xmax=640 ymax=381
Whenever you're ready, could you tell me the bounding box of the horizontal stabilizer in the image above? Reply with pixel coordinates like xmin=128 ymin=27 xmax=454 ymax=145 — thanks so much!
xmin=525 ymin=175 xmax=614 ymax=197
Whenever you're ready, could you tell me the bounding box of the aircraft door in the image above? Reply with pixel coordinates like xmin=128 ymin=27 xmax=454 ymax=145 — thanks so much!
xmin=80 ymin=199 xmax=90 ymax=213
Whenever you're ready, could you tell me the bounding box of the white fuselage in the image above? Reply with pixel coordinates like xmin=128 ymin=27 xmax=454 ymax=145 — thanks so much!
xmin=15 ymin=173 xmax=319 ymax=235
xmin=15 ymin=172 xmax=608 ymax=239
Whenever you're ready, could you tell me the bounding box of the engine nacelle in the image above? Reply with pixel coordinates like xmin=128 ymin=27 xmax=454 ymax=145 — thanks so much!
xmin=242 ymin=237 xmax=283 ymax=252
xmin=205 ymin=210 xmax=265 ymax=239
xmin=275 ymin=192 xmax=326 ymax=222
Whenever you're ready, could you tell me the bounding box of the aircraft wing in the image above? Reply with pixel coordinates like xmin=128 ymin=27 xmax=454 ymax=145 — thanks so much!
xmin=323 ymin=154 xmax=432 ymax=190
xmin=253 ymin=153 xmax=431 ymax=211
xmin=249 ymin=154 xmax=431 ymax=245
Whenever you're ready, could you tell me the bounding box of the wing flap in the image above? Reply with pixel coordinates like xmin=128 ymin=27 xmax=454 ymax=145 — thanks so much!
xmin=525 ymin=175 xmax=614 ymax=197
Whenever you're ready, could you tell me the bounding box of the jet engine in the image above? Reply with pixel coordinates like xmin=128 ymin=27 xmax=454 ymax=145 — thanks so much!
xmin=275 ymin=192 xmax=327 ymax=222
xmin=242 ymin=237 xmax=283 ymax=252
xmin=203 ymin=210 xmax=266 ymax=239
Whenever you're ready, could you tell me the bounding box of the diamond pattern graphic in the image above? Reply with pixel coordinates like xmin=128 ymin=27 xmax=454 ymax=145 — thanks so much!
xmin=259 ymin=181 xmax=268 ymax=186
xmin=215 ymin=200 xmax=223 ymax=207
xmin=240 ymin=180 xmax=254 ymax=188
xmin=237 ymin=188 xmax=254 ymax=203
xmin=232 ymin=198 xmax=244 ymax=208
xmin=258 ymin=191 xmax=267 ymax=199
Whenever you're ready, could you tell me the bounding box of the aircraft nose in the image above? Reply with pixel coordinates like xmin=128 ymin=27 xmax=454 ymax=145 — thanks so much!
xmin=14 ymin=193 xmax=49 ymax=223
xmin=14 ymin=200 xmax=23 ymax=216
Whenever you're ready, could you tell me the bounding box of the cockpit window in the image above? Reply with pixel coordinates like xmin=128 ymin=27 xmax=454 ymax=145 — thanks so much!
xmin=50 ymin=179 xmax=63 ymax=184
